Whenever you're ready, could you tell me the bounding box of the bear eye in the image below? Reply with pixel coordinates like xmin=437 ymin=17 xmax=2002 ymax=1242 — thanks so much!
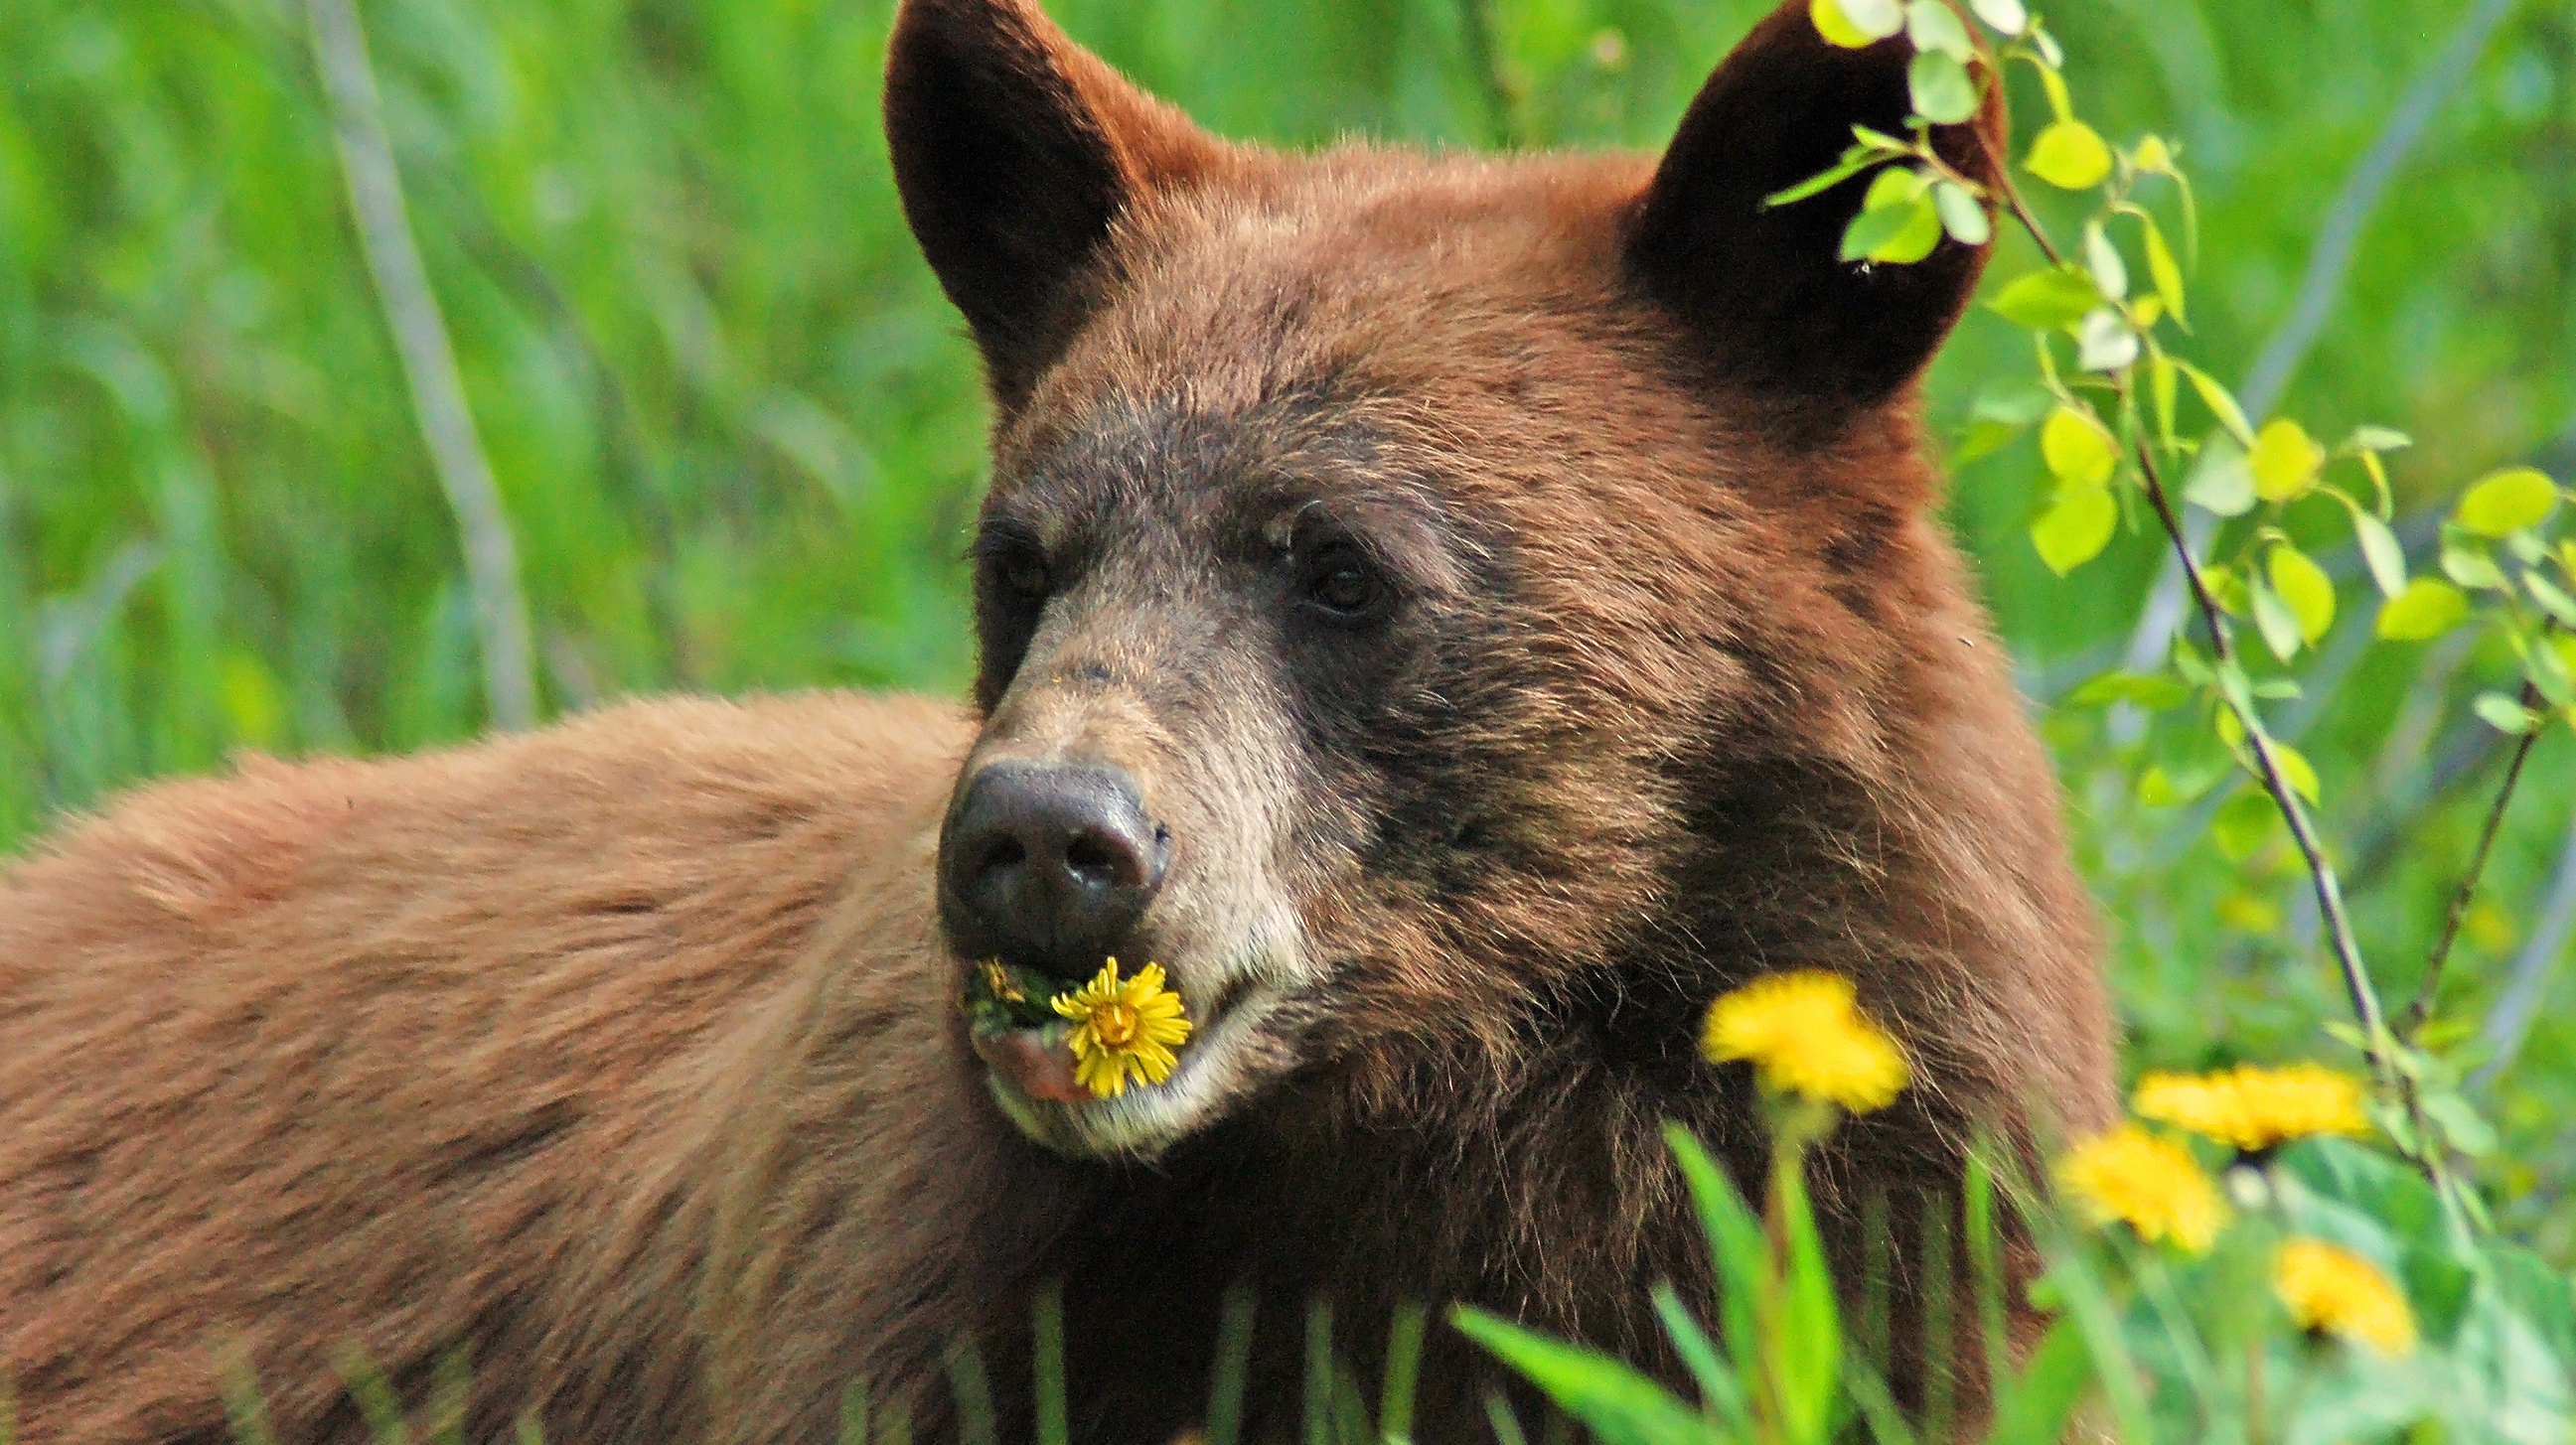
xmin=989 ymin=546 xmax=1049 ymax=603
xmin=1300 ymin=545 xmax=1389 ymax=623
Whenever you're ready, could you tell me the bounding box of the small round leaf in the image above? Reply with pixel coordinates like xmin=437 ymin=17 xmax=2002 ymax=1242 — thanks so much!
xmin=1907 ymin=51 xmax=1980 ymax=124
xmin=1811 ymin=0 xmax=1902 ymax=46
xmin=2041 ymin=407 xmax=2116 ymax=489
xmin=1931 ymin=182 xmax=1992 ymax=246
xmin=2375 ymin=578 xmax=2470 ymax=642
xmin=2025 ymin=121 xmax=2112 ymax=190
xmin=2247 ymin=418 xmax=2324 ymax=503
xmin=2031 ymin=486 xmax=2117 ymax=575
xmin=2267 ymin=545 xmax=2336 ymax=644
xmin=2454 ymin=467 xmax=2559 ymax=538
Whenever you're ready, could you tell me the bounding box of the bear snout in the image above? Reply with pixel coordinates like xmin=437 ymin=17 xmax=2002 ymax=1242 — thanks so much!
xmin=938 ymin=758 xmax=1169 ymax=985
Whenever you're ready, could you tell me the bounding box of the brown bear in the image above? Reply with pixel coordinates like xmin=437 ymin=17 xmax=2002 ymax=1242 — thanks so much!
xmin=0 ymin=0 xmax=2114 ymax=1440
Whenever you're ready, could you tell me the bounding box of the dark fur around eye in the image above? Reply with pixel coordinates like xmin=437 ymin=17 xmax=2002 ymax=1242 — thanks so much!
xmin=1298 ymin=543 xmax=1393 ymax=626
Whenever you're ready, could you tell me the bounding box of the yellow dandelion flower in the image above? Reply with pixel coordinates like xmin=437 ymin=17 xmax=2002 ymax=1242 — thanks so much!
xmin=2133 ymin=1062 xmax=2371 ymax=1153
xmin=2057 ymin=1124 xmax=2226 ymax=1252
xmin=2275 ymin=1238 xmax=2416 ymax=1356
xmin=1050 ymin=958 xmax=1193 ymax=1099
xmin=1700 ymin=971 xmax=1909 ymax=1113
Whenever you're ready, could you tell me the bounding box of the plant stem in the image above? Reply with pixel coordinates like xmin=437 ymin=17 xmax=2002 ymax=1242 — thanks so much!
xmin=307 ymin=0 xmax=537 ymax=731
xmin=1453 ymin=0 xmax=1517 ymax=150
xmin=2129 ymin=434 xmax=2397 ymax=1082
xmin=2405 ymin=674 xmax=2546 ymax=1038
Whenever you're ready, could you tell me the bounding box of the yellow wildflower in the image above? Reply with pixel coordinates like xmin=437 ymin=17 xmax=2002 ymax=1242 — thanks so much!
xmin=2057 ymin=1124 xmax=2226 ymax=1252
xmin=2133 ymin=1062 xmax=2371 ymax=1153
xmin=1700 ymin=971 xmax=1908 ymax=1113
xmin=2275 ymin=1238 xmax=2417 ymax=1356
xmin=1051 ymin=958 xmax=1192 ymax=1099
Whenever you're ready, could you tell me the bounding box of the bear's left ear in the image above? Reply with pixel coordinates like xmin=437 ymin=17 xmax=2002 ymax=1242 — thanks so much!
xmin=885 ymin=0 xmax=1232 ymax=410
xmin=1624 ymin=1 xmax=2004 ymax=412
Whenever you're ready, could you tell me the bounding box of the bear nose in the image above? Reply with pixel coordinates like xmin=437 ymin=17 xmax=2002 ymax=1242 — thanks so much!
xmin=939 ymin=762 xmax=1166 ymax=979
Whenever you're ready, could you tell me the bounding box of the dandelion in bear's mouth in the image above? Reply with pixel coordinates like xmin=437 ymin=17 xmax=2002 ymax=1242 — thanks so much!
xmin=2057 ymin=1123 xmax=2225 ymax=1253
xmin=2132 ymin=1062 xmax=2371 ymax=1154
xmin=1051 ymin=958 xmax=1192 ymax=1099
xmin=1700 ymin=970 xmax=1908 ymax=1113
xmin=2274 ymin=1237 xmax=2417 ymax=1356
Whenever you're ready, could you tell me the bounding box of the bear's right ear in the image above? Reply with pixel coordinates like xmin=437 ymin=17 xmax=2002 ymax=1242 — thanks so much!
xmin=1624 ymin=1 xmax=2003 ymax=415
xmin=885 ymin=0 xmax=1229 ymax=410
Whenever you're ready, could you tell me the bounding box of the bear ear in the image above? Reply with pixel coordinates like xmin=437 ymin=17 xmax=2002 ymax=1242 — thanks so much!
xmin=1624 ymin=1 xmax=2004 ymax=413
xmin=885 ymin=0 xmax=1228 ymax=409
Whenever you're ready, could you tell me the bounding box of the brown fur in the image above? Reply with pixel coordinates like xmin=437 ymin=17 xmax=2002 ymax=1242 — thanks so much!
xmin=0 ymin=3 xmax=2113 ymax=1441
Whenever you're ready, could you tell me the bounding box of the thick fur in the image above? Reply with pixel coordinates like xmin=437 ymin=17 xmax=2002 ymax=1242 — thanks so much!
xmin=0 ymin=3 xmax=2114 ymax=1442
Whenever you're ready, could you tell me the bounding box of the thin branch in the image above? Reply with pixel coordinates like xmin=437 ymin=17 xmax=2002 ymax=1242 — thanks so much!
xmin=306 ymin=0 xmax=537 ymax=731
xmin=2471 ymin=816 xmax=2576 ymax=1090
xmin=1453 ymin=0 xmax=1517 ymax=150
xmin=2128 ymin=432 xmax=2396 ymax=1080
xmin=2405 ymin=675 xmax=2546 ymax=1037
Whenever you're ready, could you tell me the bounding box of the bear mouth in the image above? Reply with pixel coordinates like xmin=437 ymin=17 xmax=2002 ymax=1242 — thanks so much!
xmin=959 ymin=947 xmax=1277 ymax=1152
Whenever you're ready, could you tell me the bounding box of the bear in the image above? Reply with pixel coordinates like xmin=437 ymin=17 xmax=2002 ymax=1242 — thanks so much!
xmin=0 ymin=0 xmax=2116 ymax=1440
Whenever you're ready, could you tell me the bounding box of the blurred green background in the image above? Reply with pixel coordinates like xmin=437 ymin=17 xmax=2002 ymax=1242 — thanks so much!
xmin=3 ymin=0 xmax=2574 ymax=1242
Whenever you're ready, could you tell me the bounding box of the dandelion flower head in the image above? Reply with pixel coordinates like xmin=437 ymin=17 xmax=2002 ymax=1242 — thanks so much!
xmin=2057 ymin=1123 xmax=2225 ymax=1253
xmin=1050 ymin=958 xmax=1192 ymax=1099
xmin=2134 ymin=1062 xmax=2370 ymax=1153
xmin=1700 ymin=970 xmax=1908 ymax=1113
xmin=2275 ymin=1238 xmax=2416 ymax=1356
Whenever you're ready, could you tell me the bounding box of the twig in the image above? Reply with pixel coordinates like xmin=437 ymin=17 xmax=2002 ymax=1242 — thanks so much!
xmin=2405 ymin=675 xmax=2546 ymax=1037
xmin=1453 ymin=0 xmax=1517 ymax=149
xmin=2128 ymin=431 xmax=2396 ymax=1080
xmin=306 ymin=0 xmax=537 ymax=731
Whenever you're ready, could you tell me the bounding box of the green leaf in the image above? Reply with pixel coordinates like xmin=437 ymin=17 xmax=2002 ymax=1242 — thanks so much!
xmin=2031 ymin=487 xmax=2116 ymax=575
xmin=1449 ymin=1310 xmax=1705 ymax=1445
xmin=2247 ymin=418 xmax=2325 ymax=503
xmin=1988 ymin=266 xmax=2102 ymax=330
xmin=2178 ymin=362 xmax=2255 ymax=444
xmin=2141 ymin=217 xmax=2186 ymax=326
xmin=2268 ymin=544 xmax=2336 ymax=643
xmin=2376 ymin=578 xmax=2470 ymax=641
xmin=2080 ymin=221 xmax=2126 ymax=300
xmin=1907 ymin=50 xmax=1979 ymax=124
xmin=1763 ymin=149 xmax=1885 ymax=209
xmin=1771 ymin=1162 xmax=1842 ymax=1444
xmin=2041 ymin=407 xmax=2115 ymax=489
xmin=1968 ymin=0 xmax=2027 ymax=36
xmin=1647 ymin=1284 xmax=1748 ymax=1431
xmin=2024 ymin=121 xmax=2112 ymax=190
xmin=2442 ymin=537 xmax=2506 ymax=591
xmin=2525 ymin=570 xmax=2576 ymax=629
xmin=2476 ymin=691 xmax=2541 ymax=736
xmin=2346 ymin=425 xmax=2412 ymax=453
xmin=2074 ymin=308 xmax=2138 ymax=372
xmin=2352 ymin=511 xmax=2407 ymax=597
xmin=2066 ymin=671 xmax=2194 ymax=709
xmin=1664 ymin=1125 xmax=1765 ymax=1373
xmin=2184 ymin=434 xmax=2254 ymax=516
xmin=2456 ymin=466 xmax=2560 ymax=537
xmin=2524 ymin=629 xmax=2575 ymax=707
xmin=1812 ymin=0 xmax=1903 ymax=47
xmin=2210 ymin=788 xmax=2281 ymax=861
xmin=1905 ymin=0 xmax=1976 ymax=61
xmin=2248 ymin=569 xmax=2305 ymax=659
xmin=2271 ymin=740 xmax=2322 ymax=805
xmin=1841 ymin=197 xmax=1942 ymax=264
xmin=1931 ymin=181 xmax=1991 ymax=246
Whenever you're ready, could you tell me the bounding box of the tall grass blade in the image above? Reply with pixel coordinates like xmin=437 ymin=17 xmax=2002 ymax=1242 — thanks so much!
xmin=215 ymin=1350 xmax=279 ymax=1445
xmin=426 ymin=1346 xmax=469 ymax=1445
xmin=1839 ymin=1351 xmax=1921 ymax=1445
xmin=1033 ymin=1281 xmax=1068 ymax=1445
xmin=943 ymin=1339 xmax=996 ymax=1445
xmin=1964 ymin=1153 xmax=2011 ymax=1410
xmin=1207 ymin=1285 xmax=1258 ymax=1445
xmin=1918 ymin=1194 xmax=1955 ymax=1445
xmin=1648 ymin=1281 xmax=1749 ymax=1431
xmin=1480 ymin=1391 xmax=1530 ymax=1445
xmin=331 ymin=1346 xmax=410 ymax=1445
xmin=1378 ymin=1299 xmax=1427 ymax=1445
xmin=1303 ymin=1298 xmax=1334 ymax=1445
xmin=838 ymin=1379 xmax=870 ymax=1445
xmin=513 ymin=1414 xmax=545 ymax=1445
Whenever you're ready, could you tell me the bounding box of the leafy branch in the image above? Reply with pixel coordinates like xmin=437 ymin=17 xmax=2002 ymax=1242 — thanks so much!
xmin=1785 ymin=0 xmax=2576 ymax=1185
